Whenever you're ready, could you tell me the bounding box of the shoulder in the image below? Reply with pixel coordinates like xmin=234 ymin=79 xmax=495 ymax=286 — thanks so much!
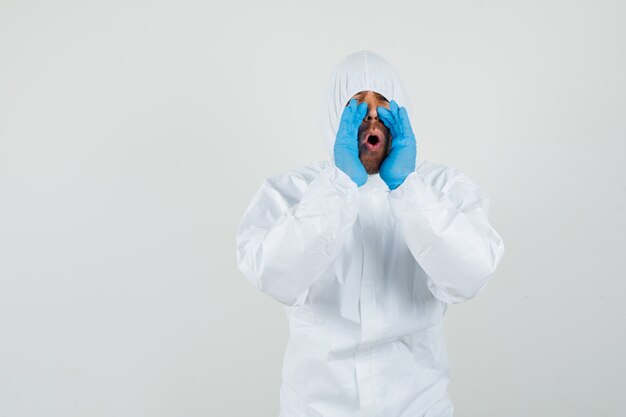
xmin=415 ymin=159 xmax=471 ymax=191
xmin=265 ymin=160 xmax=327 ymax=186
xmin=261 ymin=161 xmax=328 ymax=203
xmin=415 ymin=159 xmax=489 ymax=211
xmin=240 ymin=161 xmax=327 ymax=225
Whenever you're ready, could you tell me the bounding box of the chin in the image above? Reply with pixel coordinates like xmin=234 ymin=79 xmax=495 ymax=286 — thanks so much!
xmin=360 ymin=155 xmax=384 ymax=175
xmin=364 ymin=165 xmax=380 ymax=175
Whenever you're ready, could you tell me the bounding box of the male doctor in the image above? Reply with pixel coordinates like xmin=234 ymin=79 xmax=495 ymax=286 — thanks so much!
xmin=236 ymin=50 xmax=505 ymax=417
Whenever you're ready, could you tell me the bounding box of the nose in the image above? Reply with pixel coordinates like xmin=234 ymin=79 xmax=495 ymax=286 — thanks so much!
xmin=363 ymin=105 xmax=379 ymax=122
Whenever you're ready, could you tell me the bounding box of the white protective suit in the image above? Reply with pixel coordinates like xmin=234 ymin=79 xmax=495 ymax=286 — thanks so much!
xmin=236 ymin=50 xmax=505 ymax=417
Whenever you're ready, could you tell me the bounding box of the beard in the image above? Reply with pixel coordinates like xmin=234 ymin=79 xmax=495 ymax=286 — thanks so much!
xmin=357 ymin=120 xmax=391 ymax=174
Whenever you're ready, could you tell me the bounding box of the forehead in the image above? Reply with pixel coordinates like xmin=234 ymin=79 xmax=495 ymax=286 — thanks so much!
xmin=352 ymin=90 xmax=389 ymax=102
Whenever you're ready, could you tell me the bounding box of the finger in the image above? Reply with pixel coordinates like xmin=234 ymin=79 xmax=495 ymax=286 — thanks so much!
xmin=377 ymin=106 xmax=395 ymax=126
xmin=377 ymin=107 xmax=399 ymax=136
xmin=389 ymin=100 xmax=400 ymax=116
xmin=398 ymin=107 xmax=415 ymax=140
xmin=343 ymin=98 xmax=356 ymax=114
xmin=354 ymin=102 xmax=368 ymax=124
xmin=339 ymin=100 xmax=355 ymax=126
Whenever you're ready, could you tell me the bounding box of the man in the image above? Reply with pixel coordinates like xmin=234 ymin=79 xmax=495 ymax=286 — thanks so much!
xmin=236 ymin=50 xmax=505 ymax=417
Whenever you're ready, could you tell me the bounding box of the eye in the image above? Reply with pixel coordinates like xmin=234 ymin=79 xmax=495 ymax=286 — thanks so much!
xmin=345 ymin=97 xmax=364 ymax=107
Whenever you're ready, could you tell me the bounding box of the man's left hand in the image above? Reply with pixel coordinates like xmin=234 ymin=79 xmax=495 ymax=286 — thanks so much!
xmin=377 ymin=100 xmax=417 ymax=190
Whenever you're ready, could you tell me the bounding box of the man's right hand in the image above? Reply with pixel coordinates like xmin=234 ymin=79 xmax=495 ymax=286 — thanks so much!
xmin=334 ymin=98 xmax=368 ymax=187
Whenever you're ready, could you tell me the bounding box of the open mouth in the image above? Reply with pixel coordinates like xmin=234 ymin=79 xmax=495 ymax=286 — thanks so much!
xmin=362 ymin=133 xmax=383 ymax=152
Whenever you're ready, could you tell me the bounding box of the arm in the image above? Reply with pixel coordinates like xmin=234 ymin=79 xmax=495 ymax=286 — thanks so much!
xmin=236 ymin=163 xmax=359 ymax=306
xmin=388 ymin=168 xmax=505 ymax=304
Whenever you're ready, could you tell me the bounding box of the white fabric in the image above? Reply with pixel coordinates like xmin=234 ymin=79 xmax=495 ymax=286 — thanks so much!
xmin=318 ymin=50 xmax=414 ymax=165
xmin=236 ymin=50 xmax=505 ymax=417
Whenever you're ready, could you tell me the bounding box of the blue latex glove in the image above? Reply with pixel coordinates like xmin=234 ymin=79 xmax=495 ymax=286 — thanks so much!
xmin=334 ymin=98 xmax=369 ymax=187
xmin=377 ymin=100 xmax=417 ymax=190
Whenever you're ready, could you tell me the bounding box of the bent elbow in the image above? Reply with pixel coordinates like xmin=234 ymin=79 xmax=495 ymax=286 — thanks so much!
xmin=427 ymin=273 xmax=492 ymax=305
xmin=427 ymin=241 xmax=504 ymax=305
xmin=236 ymin=244 xmax=308 ymax=307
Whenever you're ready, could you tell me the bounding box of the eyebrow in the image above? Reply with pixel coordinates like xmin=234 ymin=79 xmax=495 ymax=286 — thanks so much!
xmin=374 ymin=92 xmax=389 ymax=102
xmin=356 ymin=92 xmax=389 ymax=102
xmin=346 ymin=92 xmax=390 ymax=106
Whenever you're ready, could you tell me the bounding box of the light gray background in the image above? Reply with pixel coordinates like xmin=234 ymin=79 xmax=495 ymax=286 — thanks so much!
xmin=1 ymin=1 xmax=624 ymax=416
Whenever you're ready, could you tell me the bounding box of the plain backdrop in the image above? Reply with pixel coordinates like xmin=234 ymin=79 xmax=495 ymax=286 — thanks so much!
xmin=1 ymin=1 xmax=625 ymax=416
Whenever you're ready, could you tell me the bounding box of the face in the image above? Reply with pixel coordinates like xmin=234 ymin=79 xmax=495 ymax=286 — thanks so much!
xmin=345 ymin=90 xmax=391 ymax=174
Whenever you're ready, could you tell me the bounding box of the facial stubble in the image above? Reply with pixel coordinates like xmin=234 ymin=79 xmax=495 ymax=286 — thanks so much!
xmin=359 ymin=131 xmax=391 ymax=174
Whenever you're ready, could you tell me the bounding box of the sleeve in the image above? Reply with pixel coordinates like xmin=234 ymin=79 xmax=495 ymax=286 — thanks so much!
xmin=387 ymin=168 xmax=505 ymax=304
xmin=235 ymin=164 xmax=360 ymax=306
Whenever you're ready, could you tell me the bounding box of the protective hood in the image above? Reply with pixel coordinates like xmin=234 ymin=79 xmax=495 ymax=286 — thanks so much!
xmin=238 ymin=50 xmax=506 ymax=417
xmin=318 ymin=50 xmax=415 ymax=164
